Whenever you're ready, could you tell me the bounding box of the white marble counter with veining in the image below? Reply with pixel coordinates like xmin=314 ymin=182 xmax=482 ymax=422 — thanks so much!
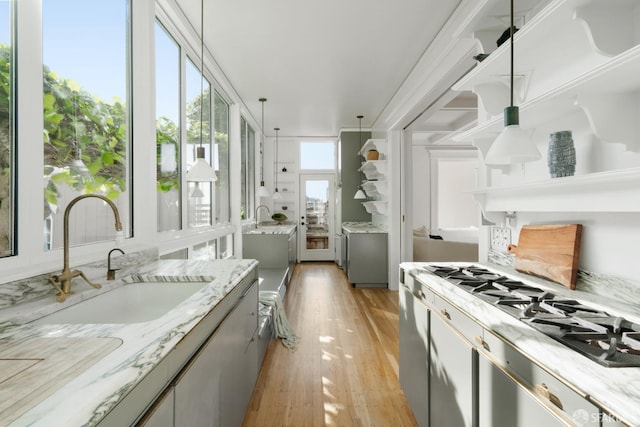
xmin=243 ymin=222 xmax=296 ymax=236
xmin=401 ymin=261 xmax=640 ymax=426
xmin=342 ymin=222 xmax=387 ymax=234
xmin=0 ymin=256 xmax=258 ymax=427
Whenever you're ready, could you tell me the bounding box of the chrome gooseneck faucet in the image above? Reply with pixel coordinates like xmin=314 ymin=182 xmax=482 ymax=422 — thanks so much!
xmin=48 ymin=194 xmax=123 ymax=302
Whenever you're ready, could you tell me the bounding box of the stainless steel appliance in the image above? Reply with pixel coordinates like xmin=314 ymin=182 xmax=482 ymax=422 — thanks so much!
xmin=423 ymin=264 xmax=640 ymax=368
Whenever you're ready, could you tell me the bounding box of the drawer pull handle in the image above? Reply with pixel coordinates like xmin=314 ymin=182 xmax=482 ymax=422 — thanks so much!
xmin=535 ymin=383 xmax=563 ymax=410
xmin=474 ymin=336 xmax=490 ymax=351
xmin=440 ymin=309 xmax=451 ymax=320
xmin=417 ymin=290 xmax=425 ymax=299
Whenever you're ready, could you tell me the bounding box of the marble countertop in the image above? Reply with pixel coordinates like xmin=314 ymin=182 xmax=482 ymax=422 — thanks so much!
xmin=243 ymin=222 xmax=296 ymax=235
xmin=0 ymin=256 xmax=258 ymax=426
xmin=342 ymin=222 xmax=387 ymax=234
xmin=401 ymin=261 xmax=640 ymax=426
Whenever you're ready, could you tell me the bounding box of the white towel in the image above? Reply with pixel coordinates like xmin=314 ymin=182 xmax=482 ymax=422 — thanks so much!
xmin=259 ymin=291 xmax=298 ymax=350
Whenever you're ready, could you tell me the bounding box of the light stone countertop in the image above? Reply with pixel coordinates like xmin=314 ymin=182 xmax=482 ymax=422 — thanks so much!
xmin=0 ymin=255 xmax=258 ymax=427
xmin=342 ymin=221 xmax=387 ymax=234
xmin=243 ymin=222 xmax=296 ymax=236
xmin=401 ymin=261 xmax=640 ymax=427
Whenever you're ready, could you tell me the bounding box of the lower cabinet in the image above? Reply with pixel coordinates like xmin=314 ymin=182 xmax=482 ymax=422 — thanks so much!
xmin=429 ymin=312 xmax=478 ymax=427
xmin=136 ymin=388 xmax=174 ymax=427
xmin=345 ymin=232 xmax=388 ymax=286
xmin=478 ymin=355 xmax=567 ymax=427
xmin=399 ymin=281 xmax=430 ymax=427
xmin=398 ymin=267 xmax=608 ymax=427
xmin=137 ymin=279 xmax=259 ymax=427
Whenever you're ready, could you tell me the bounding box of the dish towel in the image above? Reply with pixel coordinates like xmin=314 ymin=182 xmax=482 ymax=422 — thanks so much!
xmin=259 ymin=291 xmax=298 ymax=350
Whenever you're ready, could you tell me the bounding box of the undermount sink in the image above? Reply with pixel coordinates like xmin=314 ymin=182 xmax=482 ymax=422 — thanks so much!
xmin=32 ymin=280 xmax=209 ymax=325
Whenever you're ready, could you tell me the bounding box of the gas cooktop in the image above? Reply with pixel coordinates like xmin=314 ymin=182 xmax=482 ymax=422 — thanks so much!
xmin=423 ymin=264 xmax=640 ymax=368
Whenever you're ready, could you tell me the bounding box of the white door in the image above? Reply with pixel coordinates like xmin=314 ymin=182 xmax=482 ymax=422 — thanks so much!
xmin=299 ymin=174 xmax=335 ymax=261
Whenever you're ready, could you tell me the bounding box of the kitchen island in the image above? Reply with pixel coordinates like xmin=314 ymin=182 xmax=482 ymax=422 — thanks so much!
xmin=0 ymin=251 xmax=259 ymax=426
xmin=399 ymin=261 xmax=640 ymax=427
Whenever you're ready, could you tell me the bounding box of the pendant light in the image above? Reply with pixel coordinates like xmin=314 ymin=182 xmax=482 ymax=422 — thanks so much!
xmin=272 ymin=127 xmax=282 ymax=201
xmin=354 ymin=115 xmax=366 ymax=200
xmin=257 ymin=98 xmax=271 ymax=198
xmin=484 ymin=0 xmax=540 ymax=166
xmin=186 ymin=0 xmax=217 ymax=182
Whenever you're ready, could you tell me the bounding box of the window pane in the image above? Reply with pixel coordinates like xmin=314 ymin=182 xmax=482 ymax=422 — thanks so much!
xmin=247 ymin=125 xmax=256 ymax=218
xmin=301 ymin=142 xmax=335 ymax=170
xmin=186 ymin=58 xmax=212 ymax=228
xmin=240 ymin=118 xmax=247 ymax=219
xmin=214 ymin=92 xmax=230 ymax=223
xmin=156 ymin=22 xmax=181 ymax=232
xmin=0 ymin=1 xmax=14 ymax=257
xmin=437 ymin=159 xmax=478 ymax=229
xmin=43 ymin=0 xmax=131 ymax=250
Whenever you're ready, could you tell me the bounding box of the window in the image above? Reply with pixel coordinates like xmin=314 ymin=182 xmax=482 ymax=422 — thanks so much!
xmin=240 ymin=118 xmax=255 ymax=219
xmin=300 ymin=141 xmax=335 ymax=170
xmin=0 ymin=1 xmax=14 ymax=257
xmin=42 ymin=0 xmax=131 ymax=250
xmin=432 ymin=156 xmax=479 ymax=231
xmin=155 ymin=21 xmax=181 ymax=232
xmin=213 ymin=92 xmax=230 ymax=223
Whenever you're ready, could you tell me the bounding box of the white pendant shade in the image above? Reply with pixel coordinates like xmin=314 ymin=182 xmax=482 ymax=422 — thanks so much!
xmin=272 ymin=190 xmax=282 ymax=201
xmin=186 ymin=147 xmax=217 ymax=182
xmin=257 ymin=184 xmax=271 ymax=198
xmin=485 ymin=124 xmax=540 ymax=166
xmin=354 ymin=188 xmax=366 ymax=200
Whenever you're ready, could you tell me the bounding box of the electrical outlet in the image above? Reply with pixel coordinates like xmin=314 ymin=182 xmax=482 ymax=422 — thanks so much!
xmin=490 ymin=227 xmax=511 ymax=252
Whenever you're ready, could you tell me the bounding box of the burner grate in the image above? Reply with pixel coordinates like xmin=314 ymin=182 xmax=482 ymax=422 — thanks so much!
xmin=422 ymin=263 xmax=640 ymax=367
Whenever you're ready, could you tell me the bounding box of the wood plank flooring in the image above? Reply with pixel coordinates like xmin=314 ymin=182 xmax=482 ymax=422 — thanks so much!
xmin=243 ymin=262 xmax=418 ymax=427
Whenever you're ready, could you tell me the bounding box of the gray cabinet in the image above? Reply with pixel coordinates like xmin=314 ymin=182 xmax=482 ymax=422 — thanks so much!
xmin=478 ymin=356 xmax=566 ymax=427
xmin=136 ymin=388 xmax=174 ymax=427
xmin=345 ymin=232 xmax=387 ymax=286
xmin=243 ymin=228 xmax=297 ymax=284
xmin=398 ymin=267 xmax=603 ymax=427
xmin=399 ymin=277 xmax=429 ymax=427
xmin=428 ymin=305 xmax=478 ymax=427
xmin=136 ymin=279 xmax=258 ymax=427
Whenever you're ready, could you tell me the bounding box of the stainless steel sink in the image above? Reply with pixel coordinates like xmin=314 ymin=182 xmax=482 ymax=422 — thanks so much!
xmin=32 ymin=280 xmax=209 ymax=324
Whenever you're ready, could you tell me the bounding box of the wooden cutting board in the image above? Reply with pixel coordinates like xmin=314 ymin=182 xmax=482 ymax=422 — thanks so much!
xmin=507 ymin=224 xmax=582 ymax=289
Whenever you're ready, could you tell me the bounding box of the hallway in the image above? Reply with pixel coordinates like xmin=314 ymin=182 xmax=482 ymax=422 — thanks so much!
xmin=243 ymin=262 xmax=417 ymax=427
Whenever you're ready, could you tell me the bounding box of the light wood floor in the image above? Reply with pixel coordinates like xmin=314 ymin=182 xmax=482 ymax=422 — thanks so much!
xmin=243 ymin=262 xmax=418 ymax=427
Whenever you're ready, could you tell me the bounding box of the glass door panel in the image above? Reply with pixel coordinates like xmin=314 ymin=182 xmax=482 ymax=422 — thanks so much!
xmin=299 ymin=174 xmax=334 ymax=261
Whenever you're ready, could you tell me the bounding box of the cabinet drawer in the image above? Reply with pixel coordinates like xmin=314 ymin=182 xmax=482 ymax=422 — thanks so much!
xmin=432 ymin=295 xmax=483 ymax=345
xmin=482 ymin=330 xmax=599 ymax=426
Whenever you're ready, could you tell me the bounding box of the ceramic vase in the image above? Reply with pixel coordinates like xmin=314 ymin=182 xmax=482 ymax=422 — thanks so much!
xmin=547 ymin=130 xmax=575 ymax=178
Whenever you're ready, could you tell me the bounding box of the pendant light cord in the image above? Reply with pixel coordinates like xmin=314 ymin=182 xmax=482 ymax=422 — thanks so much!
xmin=199 ymin=0 xmax=204 ymax=149
xmin=274 ymin=127 xmax=280 ymax=190
xmin=510 ymin=0 xmax=514 ymax=108
xmin=357 ymin=115 xmax=364 ymax=181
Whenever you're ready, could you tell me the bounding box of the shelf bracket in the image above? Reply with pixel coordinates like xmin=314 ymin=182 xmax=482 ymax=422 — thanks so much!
xmin=575 ymin=93 xmax=640 ymax=152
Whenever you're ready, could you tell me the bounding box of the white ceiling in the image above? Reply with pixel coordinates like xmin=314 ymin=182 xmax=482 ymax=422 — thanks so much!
xmin=192 ymin=0 xmax=462 ymax=138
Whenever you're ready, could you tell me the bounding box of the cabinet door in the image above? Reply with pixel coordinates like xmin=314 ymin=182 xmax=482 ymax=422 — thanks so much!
xmin=220 ymin=280 xmax=258 ymax=427
xmin=429 ymin=313 xmax=477 ymax=427
xmin=399 ymin=284 xmax=429 ymax=427
xmin=478 ymin=356 xmax=566 ymax=427
xmin=136 ymin=388 xmax=174 ymax=427
xmin=174 ymin=327 xmax=224 ymax=427
xmin=347 ymin=233 xmax=388 ymax=284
